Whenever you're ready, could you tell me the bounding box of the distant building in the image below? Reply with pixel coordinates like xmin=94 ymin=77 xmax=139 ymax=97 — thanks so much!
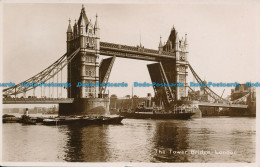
xmin=231 ymin=83 xmax=256 ymax=101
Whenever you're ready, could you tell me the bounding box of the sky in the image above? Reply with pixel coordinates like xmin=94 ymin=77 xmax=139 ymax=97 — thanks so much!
xmin=1 ymin=1 xmax=259 ymax=104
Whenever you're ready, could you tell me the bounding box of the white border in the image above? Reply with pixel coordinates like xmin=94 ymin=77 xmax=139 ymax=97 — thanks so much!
xmin=0 ymin=0 xmax=259 ymax=167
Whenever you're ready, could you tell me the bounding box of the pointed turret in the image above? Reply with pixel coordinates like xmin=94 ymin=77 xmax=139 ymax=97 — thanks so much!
xmin=174 ymin=32 xmax=179 ymax=51
xmin=78 ymin=4 xmax=89 ymax=27
xmin=172 ymin=25 xmax=175 ymax=31
xmin=184 ymin=33 xmax=188 ymax=45
xmin=94 ymin=13 xmax=100 ymax=38
xmin=139 ymin=32 xmax=142 ymax=47
xmin=66 ymin=19 xmax=73 ymax=54
xmin=67 ymin=19 xmax=73 ymax=41
xmin=94 ymin=13 xmax=99 ymax=29
xmin=184 ymin=33 xmax=189 ymax=51
xmin=81 ymin=4 xmax=84 ymax=11
xmin=94 ymin=13 xmax=100 ymax=50
xmin=79 ymin=11 xmax=86 ymax=49
xmin=165 ymin=25 xmax=179 ymax=51
xmin=73 ymin=19 xmax=78 ymax=38
xmin=158 ymin=36 xmax=163 ymax=52
xmin=67 ymin=19 xmax=72 ymax=33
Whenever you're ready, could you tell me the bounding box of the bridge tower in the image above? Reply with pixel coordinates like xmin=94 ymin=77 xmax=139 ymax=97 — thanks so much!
xmin=161 ymin=26 xmax=189 ymax=100
xmin=60 ymin=5 xmax=109 ymax=115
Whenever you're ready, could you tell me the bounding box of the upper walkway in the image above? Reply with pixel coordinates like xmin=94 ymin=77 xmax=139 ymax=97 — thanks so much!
xmin=100 ymin=42 xmax=176 ymax=61
xmin=3 ymin=98 xmax=74 ymax=104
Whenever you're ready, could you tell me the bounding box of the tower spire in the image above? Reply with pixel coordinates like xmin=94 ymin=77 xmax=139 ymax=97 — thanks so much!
xmin=94 ymin=13 xmax=100 ymax=38
xmin=184 ymin=33 xmax=188 ymax=51
xmin=67 ymin=18 xmax=72 ymax=33
xmin=184 ymin=33 xmax=188 ymax=45
xmin=94 ymin=13 xmax=99 ymax=29
xmin=67 ymin=18 xmax=73 ymax=41
xmin=158 ymin=35 xmax=163 ymax=52
xmin=81 ymin=4 xmax=85 ymax=12
xmin=94 ymin=13 xmax=100 ymax=50
xmin=73 ymin=19 xmax=78 ymax=37
xmin=159 ymin=35 xmax=162 ymax=47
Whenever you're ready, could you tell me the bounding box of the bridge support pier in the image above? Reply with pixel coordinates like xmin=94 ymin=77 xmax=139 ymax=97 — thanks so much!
xmin=59 ymin=98 xmax=110 ymax=116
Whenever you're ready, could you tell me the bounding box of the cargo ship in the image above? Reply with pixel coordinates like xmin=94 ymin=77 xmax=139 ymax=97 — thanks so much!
xmin=119 ymin=93 xmax=195 ymax=120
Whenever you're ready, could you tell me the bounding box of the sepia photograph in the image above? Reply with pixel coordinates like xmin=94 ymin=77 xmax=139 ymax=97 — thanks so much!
xmin=0 ymin=0 xmax=259 ymax=166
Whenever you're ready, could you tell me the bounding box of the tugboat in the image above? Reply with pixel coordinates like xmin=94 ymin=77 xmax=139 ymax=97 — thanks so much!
xmin=119 ymin=93 xmax=195 ymax=120
xmin=19 ymin=108 xmax=36 ymax=125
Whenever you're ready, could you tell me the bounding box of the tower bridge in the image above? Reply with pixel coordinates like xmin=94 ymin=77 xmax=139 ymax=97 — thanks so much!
xmin=2 ymin=5 xmax=251 ymax=116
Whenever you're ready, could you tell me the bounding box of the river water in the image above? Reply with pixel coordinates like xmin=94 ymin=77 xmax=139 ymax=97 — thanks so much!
xmin=2 ymin=116 xmax=255 ymax=162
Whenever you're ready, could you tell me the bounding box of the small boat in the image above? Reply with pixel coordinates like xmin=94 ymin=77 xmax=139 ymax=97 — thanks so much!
xmin=42 ymin=118 xmax=59 ymax=125
xmin=2 ymin=114 xmax=21 ymax=123
xmin=102 ymin=115 xmax=124 ymax=124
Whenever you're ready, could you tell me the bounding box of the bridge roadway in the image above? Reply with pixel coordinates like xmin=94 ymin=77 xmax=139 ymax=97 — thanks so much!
xmin=100 ymin=42 xmax=176 ymax=61
xmin=2 ymin=98 xmax=74 ymax=104
xmin=196 ymin=101 xmax=248 ymax=109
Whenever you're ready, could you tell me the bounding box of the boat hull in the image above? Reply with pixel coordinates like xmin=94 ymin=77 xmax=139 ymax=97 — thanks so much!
xmin=43 ymin=116 xmax=124 ymax=126
xmin=119 ymin=112 xmax=194 ymax=120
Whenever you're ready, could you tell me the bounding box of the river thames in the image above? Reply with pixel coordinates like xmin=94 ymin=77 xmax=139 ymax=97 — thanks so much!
xmin=2 ymin=116 xmax=255 ymax=162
